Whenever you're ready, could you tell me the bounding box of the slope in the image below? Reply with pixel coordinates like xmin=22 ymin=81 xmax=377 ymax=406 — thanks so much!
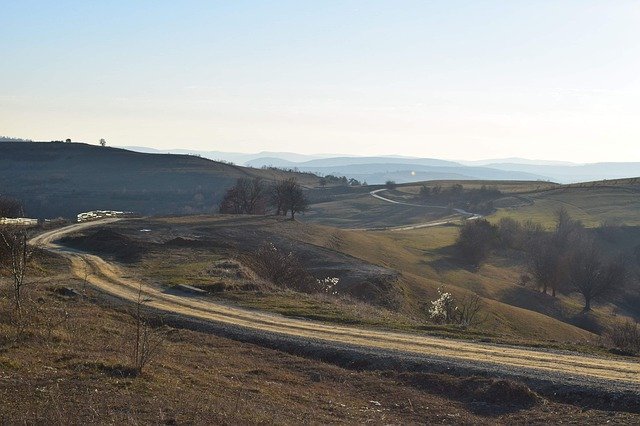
xmin=0 ymin=142 xmax=318 ymax=218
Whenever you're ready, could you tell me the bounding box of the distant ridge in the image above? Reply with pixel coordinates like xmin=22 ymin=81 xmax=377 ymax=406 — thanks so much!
xmin=0 ymin=142 xmax=317 ymax=218
xmin=120 ymin=145 xmax=640 ymax=184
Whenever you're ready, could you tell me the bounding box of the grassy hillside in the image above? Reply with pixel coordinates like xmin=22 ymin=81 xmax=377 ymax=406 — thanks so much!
xmin=0 ymin=142 xmax=318 ymax=218
xmin=66 ymin=216 xmax=598 ymax=345
xmin=490 ymin=178 xmax=640 ymax=227
xmin=303 ymin=179 xmax=640 ymax=340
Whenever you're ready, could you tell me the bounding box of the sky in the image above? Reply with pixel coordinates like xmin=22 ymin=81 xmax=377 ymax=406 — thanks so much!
xmin=1 ymin=0 xmax=640 ymax=162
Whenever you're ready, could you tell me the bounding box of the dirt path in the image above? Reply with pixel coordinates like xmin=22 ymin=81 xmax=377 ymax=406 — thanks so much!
xmin=31 ymin=220 xmax=640 ymax=396
xmin=367 ymin=189 xmax=482 ymax=230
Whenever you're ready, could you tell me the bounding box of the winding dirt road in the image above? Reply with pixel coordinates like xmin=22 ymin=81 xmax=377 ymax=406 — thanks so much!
xmin=368 ymin=189 xmax=483 ymax=231
xmin=31 ymin=220 xmax=640 ymax=395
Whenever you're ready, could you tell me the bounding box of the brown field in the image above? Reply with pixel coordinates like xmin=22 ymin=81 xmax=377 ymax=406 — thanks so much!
xmin=1 ymin=274 xmax=639 ymax=424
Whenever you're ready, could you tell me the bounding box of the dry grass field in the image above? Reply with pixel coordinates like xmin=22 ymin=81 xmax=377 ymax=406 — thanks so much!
xmin=3 ymin=277 xmax=638 ymax=424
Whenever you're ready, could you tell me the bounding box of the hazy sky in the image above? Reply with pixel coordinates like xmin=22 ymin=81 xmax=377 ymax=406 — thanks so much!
xmin=2 ymin=1 xmax=640 ymax=162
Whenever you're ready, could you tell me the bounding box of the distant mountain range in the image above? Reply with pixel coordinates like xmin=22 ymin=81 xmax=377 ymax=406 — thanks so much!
xmin=120 ymin=146 xmax=640 ymax=184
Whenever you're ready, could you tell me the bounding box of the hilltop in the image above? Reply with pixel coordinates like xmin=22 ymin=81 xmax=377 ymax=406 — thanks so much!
xmin=0 ymin=142 xmax=318 ymax=218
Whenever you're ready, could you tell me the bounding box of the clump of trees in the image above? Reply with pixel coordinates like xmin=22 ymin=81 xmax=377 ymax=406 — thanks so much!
xmin=319 ymin=175 xmax=363 ymax=187
xmin=271 ymin=178 xmax=309 ymax=219
xmin=455 ymin=208 xmax=627 ymax=311
xmin=420 ymin=184 xmax=502 ymax=214
xmin=455 ymin=219 xmax=499 ymax=266
xmin=219 ymin=177 xmax=309 ymax=219
xmin=219 ymin=178 xmax=268 ymax=215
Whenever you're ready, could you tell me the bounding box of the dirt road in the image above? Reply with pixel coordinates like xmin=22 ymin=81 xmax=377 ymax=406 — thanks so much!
xmin=31 ymin=220 xmax=640 ymax=396
xmin=369 ymin=189 xmax=483 ymax=230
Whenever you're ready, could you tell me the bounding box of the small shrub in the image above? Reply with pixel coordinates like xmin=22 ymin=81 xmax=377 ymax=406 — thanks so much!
xmin=242 ymin=242 xmax=318 ymax=292
xmin=605 ymin=320 xmax=640 ymax=355
xmin=428 ymin=287 xmax=457 ymax=324
xmin=428 ymin=288 xmax=485 ymax=327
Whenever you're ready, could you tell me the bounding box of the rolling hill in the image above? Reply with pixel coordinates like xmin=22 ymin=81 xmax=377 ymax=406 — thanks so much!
xmin=0 ymin=142 xmax=318 ymax=219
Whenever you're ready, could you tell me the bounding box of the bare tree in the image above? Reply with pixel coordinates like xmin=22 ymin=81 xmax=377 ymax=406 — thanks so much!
xmin=131 ymin=285 xmax=164 ymax=375
xmin=99 ymin=138 xmax=107 ymax=147
xmin=567 ymin=237 xmax=626 ymax=311
xmin=457 ymin=294 xmax=486 ymax=327
xmin=0 ymin=227 xmax=34 ymax=323
xmin=244 ymin=178 xmax=267 ymax=214
xmin=272 ymin=178 xmax=308 ymax=219
xmin=219 ymin=178 xmax=268 ymax=215
xmin=526 ymin=232 xmax=561 ymax=295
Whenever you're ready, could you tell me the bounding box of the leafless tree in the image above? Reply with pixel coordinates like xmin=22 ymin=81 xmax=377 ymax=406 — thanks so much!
xmin=244 ymin=178 xmax=267 ymax=214
xmin=99 ymin=138 xmax=107 ymax=147
xmin=131 ymin=285 xmax=164 ymax=375
xmin=456 ymin=294 xmax=486 ymax=327
xmin=567 ymin=236 xmax=626 ymax=311
xmin=271 ymin=178 xmax=308 ymax=219
xmin=524 ymin=210 xmax=581 ymax=297
xmin=0 ymin=228 xmax=34 ymax=317
xmin=526 ymin=232 xmax=561 ymax=295
xmin=219 ymin=178 xmax=268 ymax=215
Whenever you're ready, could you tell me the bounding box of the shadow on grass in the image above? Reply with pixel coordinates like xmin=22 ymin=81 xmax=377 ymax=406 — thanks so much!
xmin=423 ymin=246 xmax=480 ymax=274
xmin=76 ymin=361 xmax=139 ymax=378
xmin=394 ymin=372 xmax=541 ymax=416
xmin=498 ymin=286 xmax=604 ymax=334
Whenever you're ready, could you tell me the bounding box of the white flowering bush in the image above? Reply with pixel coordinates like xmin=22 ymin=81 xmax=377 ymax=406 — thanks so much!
xmin=428 ymin=287 xmax=458 ymax=324
xmin=317 ymin=277 xmax=340 ymax=295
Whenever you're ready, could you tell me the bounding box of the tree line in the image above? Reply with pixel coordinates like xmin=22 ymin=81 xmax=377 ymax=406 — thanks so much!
xmin=455 ymin=208 xmax=628 ymax=311
xmin=219 ymin=177 xmax=309 ymax=219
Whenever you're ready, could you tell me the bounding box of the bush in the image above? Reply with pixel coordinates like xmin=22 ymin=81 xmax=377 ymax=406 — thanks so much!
xmin=605 ymin=320 xmax=640 ymax=355
xmin=428 ymin=287 xmax=457 ymax=324
xmin=427 ymin=287 xmax=485 ymax=327
xmin=241 ymin=243 xmax=318 ymax=292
